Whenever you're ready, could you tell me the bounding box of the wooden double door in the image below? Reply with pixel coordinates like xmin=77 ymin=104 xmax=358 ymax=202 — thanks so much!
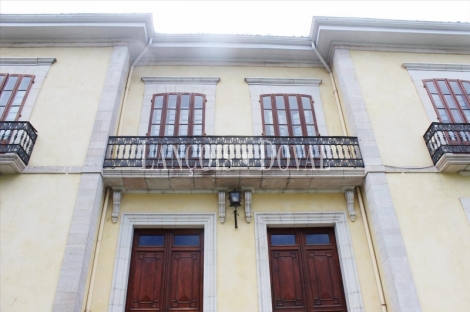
xmin=126 ymin=229 xmax=204 ymax=312
xmin=268 ymin=228 xmax=347 ymax=312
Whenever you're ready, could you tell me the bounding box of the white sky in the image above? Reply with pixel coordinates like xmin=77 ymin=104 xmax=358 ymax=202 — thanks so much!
xmin=1 ymin=1 xmax=470 ymax=36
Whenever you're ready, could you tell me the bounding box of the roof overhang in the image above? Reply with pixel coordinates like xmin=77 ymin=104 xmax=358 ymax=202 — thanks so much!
xmin=140 ymin=33 xmax=321 ymax=66
xmin=0 ymin=14 xmax=154 ymax=62
xmin=1 ymin=14 xmax=469 ymax=67
xmin=310 ymin=16 xmax=470 ymax=63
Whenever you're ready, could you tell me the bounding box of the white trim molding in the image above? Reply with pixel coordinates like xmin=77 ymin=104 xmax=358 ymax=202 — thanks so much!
xmin=245 ymin=78 xmax=322 ymax=86
xmin=0 ymin=57 xmax=56 ymax=66
xmin=402 ymin=63 xmax=470 ymax=71
xmin=142 ymin=76 xmax=220 ymax=85
xmin=254 ymin=212 xmax=364 ymax=312
xmin=108 ymin=213 xmax=217 ymax=312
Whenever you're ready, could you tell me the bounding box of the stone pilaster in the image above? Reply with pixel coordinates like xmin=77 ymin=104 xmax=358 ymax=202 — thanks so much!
xmin=333 ymin=48 xmax=421 ymax=312
xmin=52 ymin=45 xmax=130 ymax=312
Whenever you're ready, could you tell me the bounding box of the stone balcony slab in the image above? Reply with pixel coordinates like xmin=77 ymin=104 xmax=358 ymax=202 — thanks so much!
xmin=103 ymin=167 xmax=365 ymax=192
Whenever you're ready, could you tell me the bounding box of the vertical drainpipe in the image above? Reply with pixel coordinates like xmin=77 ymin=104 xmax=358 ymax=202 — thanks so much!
xmin=117 ymin=37 xmax=154 ymax=135
xmin=311 ymin=41 xmax=388 ymax=312
xmin=84 ymin=36 xmax=154 ymax=312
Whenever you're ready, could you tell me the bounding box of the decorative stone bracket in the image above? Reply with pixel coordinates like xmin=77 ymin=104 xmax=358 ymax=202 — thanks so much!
xmin=218 ymin=190 xmax=253 ymax=223
xmin=345 ymin=189 xmax=356 ymax=221
xmin=112 ymin=190 xmax=122 ymax=223
xmin=245 ymin=191 xmax=252 ymax=223
xmin=218 ymin=191 xmax=226 ymax=223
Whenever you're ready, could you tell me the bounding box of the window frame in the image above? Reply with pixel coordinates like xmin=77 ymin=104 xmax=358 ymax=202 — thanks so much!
xmin=259 ymin=94 xmax=319 ymax=137
xmin=0 ymin=73 xmax=35 ymax=121
xmin=423 ymin=78 xmax=470 ymax=123
xmin=148 ymin=92 xmax=206 ymax=137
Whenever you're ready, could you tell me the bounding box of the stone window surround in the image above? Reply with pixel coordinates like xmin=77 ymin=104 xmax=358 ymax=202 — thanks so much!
xmin=0 ymin=57 xmax=56 ymax=121
xmin=138 ymin=77 xmax=220 ymax=136
xmin=107 ymin=213 xmax=217 ymax=312
xmin=460 ymin=198 xmax=470 ymax=224
xmin=402 ymin=63 xmax=470 ymax=123
xmin=254 ymin=211 xmax=364 ymax=312
xmin=245 ymin=78 xmax=328 ymax=137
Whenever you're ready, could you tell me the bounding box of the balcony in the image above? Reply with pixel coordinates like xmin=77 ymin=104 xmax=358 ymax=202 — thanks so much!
xmin=424 ymin=122 xmax=470 ymax=172
xmin=0 ymin=121 xmax=38 ymax=174
xmin=103 ymin=136 xmax=365 ymax=191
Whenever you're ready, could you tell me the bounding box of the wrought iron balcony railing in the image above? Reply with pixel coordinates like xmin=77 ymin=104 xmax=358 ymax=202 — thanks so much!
xmin=423 ymin=122 xmax=470 ymax=165
xmin=0 ymin=121 xmax=38 ymax=166
xmin=104 ymin=136 xmax=364 ymax=169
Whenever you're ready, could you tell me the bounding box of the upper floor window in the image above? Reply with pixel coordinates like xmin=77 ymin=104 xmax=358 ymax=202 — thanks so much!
xmin=423 ymin=79 xmax=470 ymax=123
xmin=260 ymin=94 xmax=319 ymax=137
xmin=148 ymin=93 xmax=206 ymax=136
xmin=0 ymin=74 xmax=34 ymax=121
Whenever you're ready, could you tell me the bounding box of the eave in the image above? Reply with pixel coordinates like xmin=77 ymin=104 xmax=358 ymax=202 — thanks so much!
xmin=0 ymin=13 xmax=153 ymax=62
xmin=310 ymin=16 xmax=470 ymax=64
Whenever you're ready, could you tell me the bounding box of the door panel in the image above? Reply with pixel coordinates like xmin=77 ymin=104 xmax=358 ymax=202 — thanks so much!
xmin=126 ymin=230 xmax=203 ymax=312
xmin=168 ymin=251 xmax=201 ymax=311
xmin=268 ymin=228 xmax=347 ymax=312
xmin=127 ymin=251 xmax=165 ymax=311
xmin=304 ymin=250 xmax=344 ymax=311
xmin=270 ymin=250 xmax=307 ymax=311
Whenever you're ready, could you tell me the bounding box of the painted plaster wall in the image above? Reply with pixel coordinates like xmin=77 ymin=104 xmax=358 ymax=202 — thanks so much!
xmin=0 ymin=47 xmax=113 ymax=166
xmin=349 ymin=50 xmax=470 ymax=166
xmin=345 ymin=50 xmax=470 ymax=311
xmin=386 ymin=173 xmax=470 ymax=312
xmin=0 ymin=174 xmax=80 ymax=312
xmin=90 ymin=193 xmax=381 ymax=312
xmin=120 ymin=66 xmax=344 ymax=137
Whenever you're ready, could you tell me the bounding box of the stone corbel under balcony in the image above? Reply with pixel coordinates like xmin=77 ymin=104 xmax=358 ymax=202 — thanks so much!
xmin=218 ymin=190 xmax=252 ymax=224
xmin=344 ymin=189 xmax=356 ymax=221
xmin=112 ymin=189 xmax=123 ymax=223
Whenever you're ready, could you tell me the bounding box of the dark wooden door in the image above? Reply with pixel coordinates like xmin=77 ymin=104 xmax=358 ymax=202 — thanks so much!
xmin=268 ymin=228 xmax=347 ymax=312
xmin=126 ymin=229 xmax=204 ymax=312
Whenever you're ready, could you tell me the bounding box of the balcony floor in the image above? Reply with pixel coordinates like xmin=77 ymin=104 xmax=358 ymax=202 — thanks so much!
xmin=103 ymin=167 xmax=365 ymax=192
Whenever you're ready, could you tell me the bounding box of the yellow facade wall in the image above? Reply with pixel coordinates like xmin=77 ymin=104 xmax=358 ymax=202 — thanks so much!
xmin=0 ymin=174 xmax=80 ymax=312
xmin=349 ymin=50 xmax=470 ymax=166
xmin=0 ymin=47 xmax=113 ymax=167
xmin=120 ymin=66 xmax=344 ymax=137
xmin=90 ymin=192 xmax=382 ymax=312
xmin=387 ymin=173 xmax=470 ymax=312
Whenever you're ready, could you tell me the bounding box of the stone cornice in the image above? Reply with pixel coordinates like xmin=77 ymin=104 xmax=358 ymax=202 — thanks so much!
xmin=0 ymin=57 xmax=56 ymax=66
xmin=245 ymin=77 xmax=322 ymax=86
xmin=402 ymin=63 xmax=470 ymax=71
xmin=141 ymin=76 xmax=220 ymax=85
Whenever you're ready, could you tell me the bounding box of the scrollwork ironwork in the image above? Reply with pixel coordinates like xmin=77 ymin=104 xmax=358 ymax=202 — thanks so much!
xmin=423 ymin=122 xmax=470 ymax=164
xmin=104 ymin=135 xmax=364 ymax=169
xmin=0 ymin=121 xmax=38 ymax=165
